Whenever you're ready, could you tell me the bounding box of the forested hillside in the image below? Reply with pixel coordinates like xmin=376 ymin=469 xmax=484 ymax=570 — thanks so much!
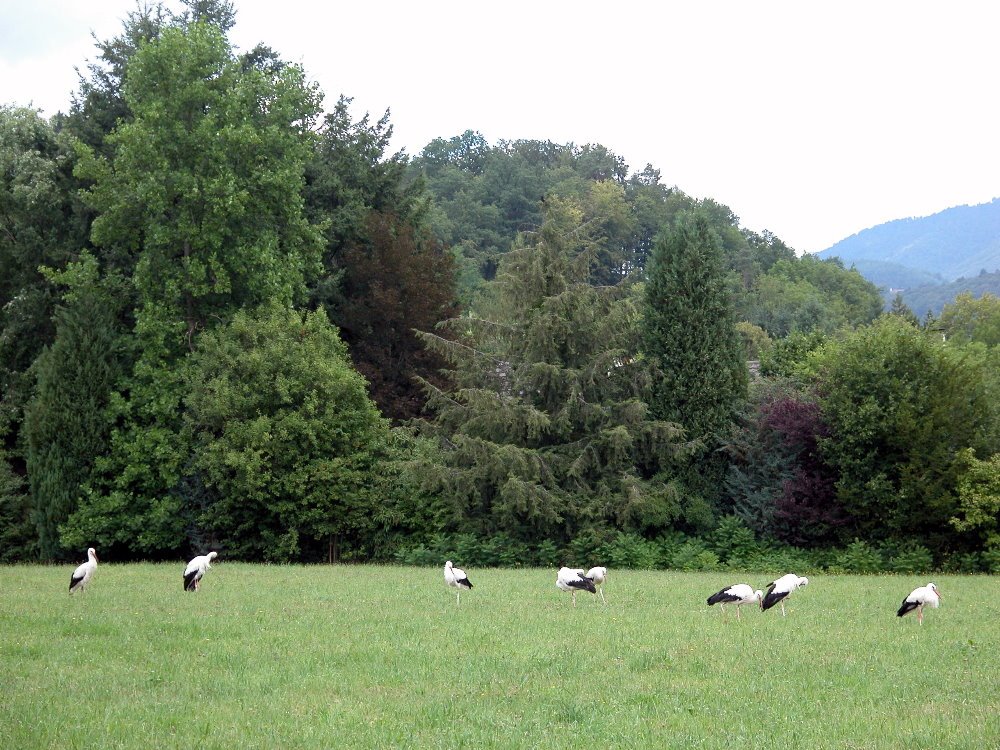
xmin=818 ymin=198 xmax=1000 ymax=283
xmin=2 ymin=0 xmax=998 ymax=571
xmin=816 ymin=199 xmax=1000 ymax=314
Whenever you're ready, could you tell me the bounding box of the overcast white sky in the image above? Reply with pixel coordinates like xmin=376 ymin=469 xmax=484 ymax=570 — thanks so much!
xmin=3 ymin=0 xmax=998 ymax=253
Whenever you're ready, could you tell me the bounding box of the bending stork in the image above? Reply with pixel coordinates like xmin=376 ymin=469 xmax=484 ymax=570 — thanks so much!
xmin=761 ymin=574 xmax=809 ymax=616
xmin=706 ymin=583 xmax=763 ymax=619
xmin=897 ymin=582 xmax=941 ymax=625
xmin=556 ymin=567 xmax=596 ymax=607
xmin=444 ymin=560 xmax=473 ymax=605
xmin=183 ymin=551 xmax=218 ymax=592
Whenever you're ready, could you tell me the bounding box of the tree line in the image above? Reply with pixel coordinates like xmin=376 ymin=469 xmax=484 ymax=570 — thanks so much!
xmin=2 ymin=0 xmax=998 ymax=570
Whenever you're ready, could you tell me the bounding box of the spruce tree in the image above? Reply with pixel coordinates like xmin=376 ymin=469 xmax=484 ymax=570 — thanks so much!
xmin=416 ymin=195 xmax=693 ymax=544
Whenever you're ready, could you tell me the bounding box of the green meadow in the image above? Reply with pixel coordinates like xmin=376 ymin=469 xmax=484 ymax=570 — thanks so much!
xmin=2 ymin=565 xmax=998 ymax=749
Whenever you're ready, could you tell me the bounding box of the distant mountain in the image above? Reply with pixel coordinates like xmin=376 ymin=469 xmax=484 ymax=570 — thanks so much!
xmin=816 ymin=198 xmax=1000 ymax=287
xmin=814 ymin=198 xmax=1000 ymax=315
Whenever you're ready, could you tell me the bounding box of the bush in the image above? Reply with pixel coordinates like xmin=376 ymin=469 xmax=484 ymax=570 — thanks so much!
xmin=888 ymin=545 xmax=934 ymax=574
xmin=983 ymin=545 xmax=1000 ymax=574
xmin=729 ymin=545 xmax=819 ymax=575
xmin=833 ymin=539 xmax=883 ymax=573
xmin=670 ymin=539 xmax=721 ymax=572
xmin=941 ymin=551 xmax=984 ymax=573
xmin=598 ymin=532 xmax=662 ymax=570
xmin=708 ymin=515 xmax=761 ymax=563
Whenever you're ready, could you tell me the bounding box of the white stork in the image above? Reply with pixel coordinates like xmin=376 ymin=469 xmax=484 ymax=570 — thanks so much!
xmin=69 ymin=547 xmax=98 ymax=594
xmin=761 ymin=573 xmax=809 ymax=616
xmin=183 ymin=551 xmax=218 ymax=592
xmin=585 ymin=566 xmax=608 ymax=604
xmin=897 ymin=582 xmax=942 ymax=625
xmin=556 ymin=567 xmax=596 ymax=607
xmin=706 ymin=583 xmax=764 ymax=619
xmin=444 ymin=560 xmax=473 ymax=605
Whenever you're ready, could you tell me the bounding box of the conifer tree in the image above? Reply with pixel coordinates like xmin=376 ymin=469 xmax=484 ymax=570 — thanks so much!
xmin=642 ymin=213 xmax=748 ymax=441
xmin=415 ymin=195 xmax=693 ymax=543
xmin=23 ymin=255 xmax=127 ymax=559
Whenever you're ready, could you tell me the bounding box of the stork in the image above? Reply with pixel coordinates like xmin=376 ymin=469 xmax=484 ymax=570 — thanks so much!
xmin=585 ymin=566 xmax=608 ymax=604
xmin=761 ymin=573 xmax=809 ymax=616
xmin=444 ymin=560 xmax=473 ymax=605
xmin=556 ymin=567 xmax=596 ymax=607
xmin=183 ymin=551 xmax=218 ymax=592
xmin=897 ymin=582 xmax=942 ymax=624
xmin=69 ymin=548 xmax=98 ymax=594
xmin=706 ymin=583 xmax=763 ymax=619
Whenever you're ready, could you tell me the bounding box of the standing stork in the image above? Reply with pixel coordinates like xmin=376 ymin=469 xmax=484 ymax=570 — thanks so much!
xmin=69 ymin=547 xmax=98 ymax=594
xmin=556 ymin=567 xmax=596 ymax=607
xmin=585 ymin=566 xmax=608 ymax=604
xmin=183 ymin=551 xmax=218 ymax=592
xmin=897 ymin=582 xmax=942 ymax=625
xmin=706 ymin=583 xmax=764 ymax=619
xmin=444 ymin=560 xmax=473 ymax=605
xmin=761 ymin=573 xmax=809 ymax=616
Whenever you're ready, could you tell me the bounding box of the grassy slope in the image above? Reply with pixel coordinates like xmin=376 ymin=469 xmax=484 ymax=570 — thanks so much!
xmin=2 ymin=565 xmax=998 ymax=749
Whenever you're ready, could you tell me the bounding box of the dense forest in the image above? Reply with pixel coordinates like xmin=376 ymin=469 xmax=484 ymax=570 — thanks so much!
xmin=2 ymin=1 xmax=998 ymax=572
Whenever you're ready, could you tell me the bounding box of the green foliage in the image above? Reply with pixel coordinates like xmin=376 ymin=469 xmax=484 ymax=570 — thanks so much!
xmin=938 ymin=291 xmax=1000 ymax=346
xmin=182 ymin=306 xmax=395 ymax=561
xmin=415 ymin=195 xmax=693 ymax=545
xmin=707 ymin=515 xmax=761 ymax=563
xmin=950 ymin=449 xmax=1000 ymax=538
xmin=23 ymin=254 xmax=128 ymax=559
xmin=0 ymin=449 xmax=35 ymax=561
xmin=758 ymin=329 xmax=827 ymax=379
xmin=597 ymin=532 xmax=663 ymax=570
xmin=642 ymin=213 xmax=747 ymax=441
xmin=735 ymin=321 xmax=772 ymax=360
xmin=0 ymin=106 xmax=89 ymax=448
xmin=807 ymin=316 xmax=995 ymax=549
xmin=887 ymin=544 xmax=935 ymax=574
xmin=746 ymin=255 xmax=883 ymax=337
xmin=669 ymin=539 xmax=721 ymax=572
xmin=831 ymin=539 xmax=883 ymax=574
xmin=78 ymin=21 xmax=324 ymax=356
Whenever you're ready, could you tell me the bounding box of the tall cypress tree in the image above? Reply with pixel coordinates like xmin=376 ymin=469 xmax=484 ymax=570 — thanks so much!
xmin=642 ymin=213 xmax=748 ymax=442
xmin=23 ymin=255 xmax=127 ymax=559
xmin=416 ymin=195 xmax=693 ymax=543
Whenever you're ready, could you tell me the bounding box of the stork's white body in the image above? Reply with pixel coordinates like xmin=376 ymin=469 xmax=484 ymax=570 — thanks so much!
xmin=761 ymin=573 xmax=809 ymax=616
xmin=585 ymin=566 xmax=608 ymax=604
xmin=444 ymin=561 xmax=473 ymax=605
xmin=69 ymin=548 xmax=98 ymax=594
xmin=183 ymin=551 xmax=218 ymax=592
xmin=556 ymin=567 xmax=596 ymax=607
xmin=898 ymin=582 xmax=941 ymax=624
xmin=706 ymin=583 xmax=763 ymax=619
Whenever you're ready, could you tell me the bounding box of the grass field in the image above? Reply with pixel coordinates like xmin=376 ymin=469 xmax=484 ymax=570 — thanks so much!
xmin=2 ymin=564 xmax=998 ymax=749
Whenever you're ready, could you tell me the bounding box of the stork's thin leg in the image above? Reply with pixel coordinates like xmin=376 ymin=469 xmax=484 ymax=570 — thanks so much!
xmin=456 ymin=590 xmax=461 ymax=606
xmin=917 ymin=605 xmax=923 ymax=625
xmin=736 ymin=605 xmax=742 ymax=620
xmin=780 ymin=601 xmax=787 ymax=617
xmin=598 ymin=586 xmax=607 ymax=605
xmin=572 ymin=591 xmax=577 ymax=607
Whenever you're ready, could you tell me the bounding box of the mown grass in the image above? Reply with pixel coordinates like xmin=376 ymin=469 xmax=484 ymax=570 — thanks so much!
xmin=2 ymin=564 xmax=998 ymax=749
